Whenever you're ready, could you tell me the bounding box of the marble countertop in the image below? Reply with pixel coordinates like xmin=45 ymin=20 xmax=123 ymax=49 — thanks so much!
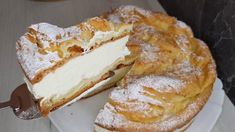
xmin=0 ymin=0 xmax=234 ymax=131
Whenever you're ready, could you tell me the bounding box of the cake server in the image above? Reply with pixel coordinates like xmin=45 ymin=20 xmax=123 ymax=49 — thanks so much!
xmin=0 ymin=84 xmax=41 ymax=120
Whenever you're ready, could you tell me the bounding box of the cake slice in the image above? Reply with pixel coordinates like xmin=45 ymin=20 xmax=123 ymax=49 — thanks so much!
xmin=16 ymin=17 xmax=133 ymax=116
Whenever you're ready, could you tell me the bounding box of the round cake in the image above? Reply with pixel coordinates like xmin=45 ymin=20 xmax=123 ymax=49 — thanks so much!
xmin=94 ymin=5 xmax=217 ymax=131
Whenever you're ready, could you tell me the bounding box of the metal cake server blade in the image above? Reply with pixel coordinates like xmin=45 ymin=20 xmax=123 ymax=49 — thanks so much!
xmin=0 ymin=84 xmax=41 ymax=120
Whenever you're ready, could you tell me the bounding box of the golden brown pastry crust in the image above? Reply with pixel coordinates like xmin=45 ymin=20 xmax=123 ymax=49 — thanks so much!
xmin=95 ymin=5 xmax=216 ymax=131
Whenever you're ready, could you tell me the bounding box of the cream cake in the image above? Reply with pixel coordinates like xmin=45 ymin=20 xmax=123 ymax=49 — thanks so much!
xmin=16 ymin=5 xmax=217 ymax=131
xmin=94 ymin=5 xmax=217 ymax=131
xmin=16 ymin=17 xmax=133 ymax=115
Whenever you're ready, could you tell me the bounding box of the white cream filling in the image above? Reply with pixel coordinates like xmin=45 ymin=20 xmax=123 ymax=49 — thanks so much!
xmin=83 ymin=24 xmax=132 ymax=50
xmin=25 ymin=36 xmax=130 ymax=100
xmin=85 ymin=31 xmax=117 ymax=49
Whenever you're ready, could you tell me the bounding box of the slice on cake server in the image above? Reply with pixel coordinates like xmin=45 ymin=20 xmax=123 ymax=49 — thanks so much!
xmin=16 ymin=17 xmax=133 ymax=116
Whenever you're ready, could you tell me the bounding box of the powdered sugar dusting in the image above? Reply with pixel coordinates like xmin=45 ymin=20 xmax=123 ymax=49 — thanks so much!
xmin=16 ymin=18 xmax=130 ymax=80
xmin=132 ymin=24 xmax=160 ymax=61
xmin=140 ymin=43 xmax=159 ymax=62
xmin=175 ymin=35 xmax=192 ymax=55
xmin=175 ymin=61 xmax=202 ymax=76
xmin=196 ymin=39 xmax=208 ymax=49
xmin=110 ymin=84 xmax=162 ymax=106
xmin=129 ymin=36 xmax=159 ymax=62
xmin=108 ymin=14 xmax=122 ymax=24
xmin=95 ymin=103 xmax=124 ymax=128
xmin=95 ymin=96 xmax=204 ymax=131
xmin=175 ymin=20 xmax=188 ymax=29
xmin=108 ymin=5 xmax=151 ymax=24
xmin=16 ymin=35 xmax=60 ymax=79
xmin=126 ymin=102 xmax=151 ymax=112
xmin=119 ymin=5 xmax=151 ymax=17
xmin=30 ymin=23 xmax=65 ymax=48
xmin=135 ymin=24 xmax=156 ymax=35
xmin=134 ymin=75 xmax=185 ymax=93
xmin=110 ymin=75 xmax=184 ymax=108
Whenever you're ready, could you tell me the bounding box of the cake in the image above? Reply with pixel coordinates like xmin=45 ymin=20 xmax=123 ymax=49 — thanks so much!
xmin=16 ymin=17 xmax=134 ymax=116
xmin=16 ymin=5 xmax=217 ymax=131
xmin=94 ymin=5 xmax=217 ymax=131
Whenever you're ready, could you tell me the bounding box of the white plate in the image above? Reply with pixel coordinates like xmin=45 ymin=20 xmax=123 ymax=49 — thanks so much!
xmin=49 ymin=78 xmax=224 ymax=132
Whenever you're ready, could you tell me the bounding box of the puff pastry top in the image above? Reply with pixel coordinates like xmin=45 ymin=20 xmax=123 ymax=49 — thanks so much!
xmin=16 ymin=17 xmax=132 ymax=84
